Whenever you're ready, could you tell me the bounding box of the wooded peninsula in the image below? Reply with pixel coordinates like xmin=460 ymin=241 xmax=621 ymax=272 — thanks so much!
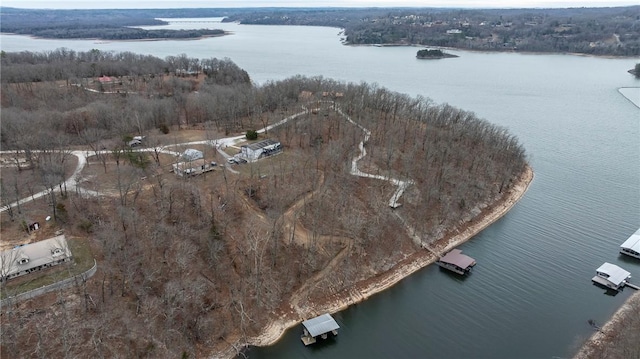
xmin=0 ymin=49 xmax=529 ymax=358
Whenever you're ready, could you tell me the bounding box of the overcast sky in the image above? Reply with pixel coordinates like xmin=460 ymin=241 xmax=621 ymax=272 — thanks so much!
xmin=1 ymin=0 xmax=638 ymax=9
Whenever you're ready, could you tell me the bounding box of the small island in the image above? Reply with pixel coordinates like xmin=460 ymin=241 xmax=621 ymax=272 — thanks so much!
xmin=416 ymin=48 xmax=458 ymax=59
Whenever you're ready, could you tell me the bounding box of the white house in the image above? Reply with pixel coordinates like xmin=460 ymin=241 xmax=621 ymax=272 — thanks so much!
xmin=240 ymin=139 xmax=282 ymax=162
xmin=0 ymin=235 xmax=73 ymax=281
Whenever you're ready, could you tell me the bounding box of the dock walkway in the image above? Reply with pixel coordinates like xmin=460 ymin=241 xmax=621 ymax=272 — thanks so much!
xmin=625 ymin=282 xmax=640 ymax=290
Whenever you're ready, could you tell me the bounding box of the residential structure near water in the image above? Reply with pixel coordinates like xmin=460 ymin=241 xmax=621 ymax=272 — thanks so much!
xmin=436 ymin=248 xmax=476 ymax=275
xmin=301 ymin=313 xmax=340 ymax=346
xmin=0 ymin=235 xmax=73 ymax=281
xmin=620 ymin=227 xmax=640 ymax=259
xmin=591 ymin=262 xmax=632 ymax=291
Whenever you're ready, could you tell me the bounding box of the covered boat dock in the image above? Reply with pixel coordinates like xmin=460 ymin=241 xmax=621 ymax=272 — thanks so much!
xmin=436 ymin=248 xmax=476 ymax=275
xmin=592 ymin=262 xmax=633 ymax=291
xmin=300 ymin=313 xmax=339 ymax=346
xmin=620 ymin=228 xmax=640 ymax=259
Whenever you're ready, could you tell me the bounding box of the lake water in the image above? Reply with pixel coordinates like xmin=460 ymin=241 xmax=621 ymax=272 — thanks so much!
xmin=2 ymin=18 xmax=640 ymax=359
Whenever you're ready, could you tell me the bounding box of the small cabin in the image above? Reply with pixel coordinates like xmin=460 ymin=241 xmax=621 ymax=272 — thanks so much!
xmin=620 ymin=228 xmax=640 ymax=260
xmin=300 ymin=313 xmax=339 ymax=346
xmin=436 ymin=248 xmax=476 ymax=275
xmin=592 ymin=262 xmax=631 ymax=291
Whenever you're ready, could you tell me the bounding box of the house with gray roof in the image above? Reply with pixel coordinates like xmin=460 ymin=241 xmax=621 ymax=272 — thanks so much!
xmin=0 ymin=235 xmax=73 ymax=282
xmin=240 ymin=139 xmax=282 ymax=162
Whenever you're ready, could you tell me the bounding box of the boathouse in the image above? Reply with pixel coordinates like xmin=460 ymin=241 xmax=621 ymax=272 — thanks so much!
xmin=436 ymin=248 xmax=476 ymax=275
xmin=620 ymin=228 xmax=640 ymax=259
xmin=300 ymin=313 xmax=339 ymax=346
xmin=592 ymin=262 xmax=632 ymax=291
xmin=182 ymin=149 xmax=204 ymax=161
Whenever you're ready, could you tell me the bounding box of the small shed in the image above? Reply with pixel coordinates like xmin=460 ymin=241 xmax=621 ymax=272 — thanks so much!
xmin=301 ymin=313 xmax=339 ymax=346
xmin=128 ymin=139 xmax=142 ymax=147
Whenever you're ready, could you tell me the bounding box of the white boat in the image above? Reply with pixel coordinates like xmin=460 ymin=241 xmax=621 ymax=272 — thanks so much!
xmin=620 ymin=228 xmax=640 ymax=259
xmin=592 ymin=262 xmax=631 ymax=291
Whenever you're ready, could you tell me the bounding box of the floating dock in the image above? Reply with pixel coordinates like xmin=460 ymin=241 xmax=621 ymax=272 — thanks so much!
xmin=592 ymin=262 xmax=634 ymax=291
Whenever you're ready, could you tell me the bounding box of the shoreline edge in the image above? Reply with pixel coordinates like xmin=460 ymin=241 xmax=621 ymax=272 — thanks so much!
xmin=223 ymin=164 xmax=535 ymax=357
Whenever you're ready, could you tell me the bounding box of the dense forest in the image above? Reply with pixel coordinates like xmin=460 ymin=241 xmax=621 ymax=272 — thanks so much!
xmin=0 ymin=7 xmax=226 ymax=40
xmin=1 ymin=6 xmax=639 ymax=55
xmin=0 ymin=50 xmax=528 ymax=358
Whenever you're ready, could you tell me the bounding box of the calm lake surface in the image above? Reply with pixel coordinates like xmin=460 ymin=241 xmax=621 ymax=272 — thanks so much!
xmin=2 ymin=18 xmax=639 ymax=359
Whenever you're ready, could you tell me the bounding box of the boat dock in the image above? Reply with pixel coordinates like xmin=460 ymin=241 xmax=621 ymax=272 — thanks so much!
xmin=625 ymin=282 xmax=640 ymax=290
xmin=620 ymin=227 xmax=640 ymax=259
xmin=436 ymin=248 xmax=476 ymax=275
xmin=592 ymin=262 xmax=634 ymax=291
xmin=300 ymin=313 xmax=339 ymax=346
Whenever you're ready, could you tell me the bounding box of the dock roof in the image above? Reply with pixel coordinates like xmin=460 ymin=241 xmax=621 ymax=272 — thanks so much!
xmin=596 ymin=262 xmax=631 ymax=286
xmin=620 ymin=228 xmax=640 ymax=253
xmin=439 ymin=248 xmax=475 ymax=269
xmin=302 ymin=313 xmax=339 ymax=337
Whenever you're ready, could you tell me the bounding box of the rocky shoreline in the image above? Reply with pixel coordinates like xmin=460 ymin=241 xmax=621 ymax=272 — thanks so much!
xmin=212 ymin=164 xmax=534 ymax=358
xmin=573 ymin=290 xmax=640 ymax=359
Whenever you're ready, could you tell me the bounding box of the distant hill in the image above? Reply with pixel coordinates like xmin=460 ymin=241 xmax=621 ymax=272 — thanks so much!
xmin=1 ymin=6 xmax=638 ymax=56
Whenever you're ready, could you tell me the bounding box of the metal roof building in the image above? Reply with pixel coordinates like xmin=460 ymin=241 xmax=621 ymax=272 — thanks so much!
xmin=302 ymin=313 xmax=340 ymax=337
xmin=620 ymin=227 xmax=640 ymax=259
xmin=439 ymin=248 xmax=475 ymax=269
xmin=301 ymin=313 xmax=339 ymax=345
xmin=437 ymin=248 xmax=477 ymax=275
xmin=182 ymin=148 xmax=204 ymax=161
xmin=594 ymin=262 xmax=631 ymax=289
xmin=240 ymin=139 xmax=282 ymax=162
